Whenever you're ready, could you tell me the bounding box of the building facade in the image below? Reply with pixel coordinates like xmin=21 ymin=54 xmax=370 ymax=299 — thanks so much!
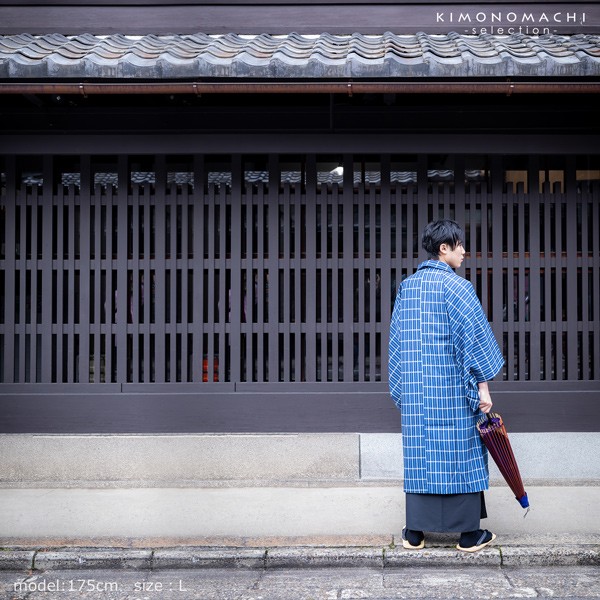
xmin=1 ymin=0 xmax=599 ymax=434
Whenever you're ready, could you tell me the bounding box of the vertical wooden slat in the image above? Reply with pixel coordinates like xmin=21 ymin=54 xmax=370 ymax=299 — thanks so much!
xmin=281 ymin=180 xmax=291 ymax=382
xmin=217 ymin=169 xmax=227 ymax=381
xmin=305 ymin=155 xmax=317 ymax=381
xmin=27 ymin=183 xmax=37 ymax=382
xmin=417 ymin=155 xmax=428 ymax=266
xmin=391 ymin=180 xmax=401 ymax=266
xmin=490 ymin=156 xmax=504 ymax=379
xmin=79 ymin=156 xmax=91 ymax=383
xmin=144 ymin=183 xmax=154 ymax=382
xmin=454 ymin=156 xmax=474 ymax=316
xmin=230 ymin=155 xmax=242 ymax=383
xmin=23 ymin=194 xmax=31 ymax=380
xmin=53 ymin=162 xmax=65 ymax=382
xmin=41 ymin=156 xmax=54 ymax=382
xmin=514 ymin=176 xmax=526 ymax=380
xmin=205 ymin=179 xmax=216 ymax=381
xmin=579 ymin=182 xmax=590 ymax=380
xmin=430 ymin=174 xmax=440 ymax=221
xmin=3 ymin=156 xmax=16 ymax=381
xmin=333 ymin=172 xmax=343 ymax=381
xmin=319 ymin=177 xmax=329 ymax=381
xmin=362 ymin=183 xmax=370 ymax=381
xmin=267 ymin=154 xmax=279 ymax=381
xmin=554 ymin=179 xmax=565 ymax=379
xmin=104 ymin=184 xmax=112 ymax=381
xmin=543 ymin=180 xmax=553 ymax=379
xmin=329 ymin=183 xmax=339 ymax=381
xmin=592 ymin=181 xmax=600 ymax=379
xmin=66 ymin=181 xmax=76 ymax=382
xmin=173 ymin=190 xmax=180 ymax=382
xmin=399 ymin=182 xmax=408 ymax=266
xmin=256 ymin=181 xmax=266 ymax=381
xmin=217 ymin=168 xmax=229 ymax=382
xmin=244 ymin=174 xmax=252 ymax=380
xmin=363 ymin=180 xmax=370 ymax=382
xmin=180 ymin=185 xmax=190 ymax=382
xmin=92 ymin=178 xmax=102 ymax=382
xmin=154 ymin=155 xmax=167 ymax=382
xmin=293 ymin=181 xmax=302 ymax=382
xmin=454 ymin=155 xmax=466 ymax=237
xmin=506 ymin=182 xmax=516 ymax=381
xmin=114 ymin=157 xmax=128 ymax=383
xmin=527 ymin=157 xmax=540 ymax=380
xmin=367 ymin=182 xmax=378 ymax=382
xmin=379 ymin=154 xmax=392 ymax=383
xmin=131 ymin=184 xmax=141 ymax=382
xmin=167 ymin=183 xmax=178 ymax=382
xmin=242 ymin=182 xmax=253 ymax=381
xmin=356 ymin=181 xmax=365 ymax=381
xmin=565 ymin=157 xmax=578 ymax=380
xmin=287 ymin=181 xmax=295 ymax=381
xmin=192 ymin=154 xmax=204 ymax=383
xmin=24 ymin=194 xmax=33 ymax=380
xmin=16 ymin=185 xmax=27 ymax=381
xmin=342 ymin=154 xmax=354 ymax=381
xmin=479 ymin=177 xmax=490 ymax=319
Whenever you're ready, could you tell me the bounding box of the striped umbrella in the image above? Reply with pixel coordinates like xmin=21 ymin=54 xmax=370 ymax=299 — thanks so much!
xmin=477 ymin=412 xmax=530 ymax=512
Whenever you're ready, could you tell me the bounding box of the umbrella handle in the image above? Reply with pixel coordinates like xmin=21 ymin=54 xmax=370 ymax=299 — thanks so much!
xmin=482 ymin=411 xmax=494 ymax=426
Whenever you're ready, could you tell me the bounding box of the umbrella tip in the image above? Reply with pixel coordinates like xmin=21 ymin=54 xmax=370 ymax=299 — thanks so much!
xmin=518 ymin=493 xmax=530 ymax=509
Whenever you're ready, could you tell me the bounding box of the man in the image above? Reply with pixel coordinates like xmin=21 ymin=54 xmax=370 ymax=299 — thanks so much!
xmin=388 ymin=219 xmax=504 ymax=553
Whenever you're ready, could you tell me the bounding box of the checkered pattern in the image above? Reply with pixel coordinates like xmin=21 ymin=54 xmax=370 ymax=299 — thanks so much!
xmin=389 ymin=260 xmax=504 ymax=494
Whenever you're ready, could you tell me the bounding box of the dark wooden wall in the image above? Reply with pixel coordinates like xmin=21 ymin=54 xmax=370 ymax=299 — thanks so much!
xmin=0 ymin=0 xmax=596 ymax=34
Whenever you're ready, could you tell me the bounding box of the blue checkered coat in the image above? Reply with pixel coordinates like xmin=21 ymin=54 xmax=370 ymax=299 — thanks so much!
xmin=388 ymin=260 xmax=504 ymax=494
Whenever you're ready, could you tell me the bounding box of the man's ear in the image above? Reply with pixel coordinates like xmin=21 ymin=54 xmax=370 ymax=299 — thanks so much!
xmin=438 ymin=243 xmax=449 ymax=256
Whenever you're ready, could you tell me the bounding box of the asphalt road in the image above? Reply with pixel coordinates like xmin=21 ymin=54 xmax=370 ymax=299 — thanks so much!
xmin=1 ymin=566 xmax=599 ymax=600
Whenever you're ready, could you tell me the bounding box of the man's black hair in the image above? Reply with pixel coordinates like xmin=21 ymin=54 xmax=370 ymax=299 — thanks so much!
xmin=422 ymin=219 xmax=464 ymax=259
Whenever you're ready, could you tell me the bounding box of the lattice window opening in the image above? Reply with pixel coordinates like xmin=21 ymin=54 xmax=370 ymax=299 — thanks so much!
xmin=503 ymin=330 xmax=592 ymax=382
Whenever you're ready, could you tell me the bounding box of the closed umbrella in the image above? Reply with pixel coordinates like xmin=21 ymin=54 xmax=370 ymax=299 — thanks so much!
xmin=477 ymin=412 xmax=530 ymax=512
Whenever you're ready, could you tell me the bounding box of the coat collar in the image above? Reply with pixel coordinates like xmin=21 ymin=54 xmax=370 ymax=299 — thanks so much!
xmin=417 ymin=259 xmax=454 ymax=273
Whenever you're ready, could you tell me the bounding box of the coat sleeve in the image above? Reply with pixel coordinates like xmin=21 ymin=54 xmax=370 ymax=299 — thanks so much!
xmin=388 ymin=287 xmax=403 ymax=410
xmin=444 ymin=278 xmax=504 ymax=412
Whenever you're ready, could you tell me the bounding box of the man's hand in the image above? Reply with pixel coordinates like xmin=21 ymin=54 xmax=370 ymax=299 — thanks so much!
xmin=478 ymin=381 xmax=493 ymax=413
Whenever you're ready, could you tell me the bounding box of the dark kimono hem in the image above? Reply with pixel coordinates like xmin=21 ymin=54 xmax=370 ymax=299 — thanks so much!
xmin=405 ymin=492 xmax=487 ymax=533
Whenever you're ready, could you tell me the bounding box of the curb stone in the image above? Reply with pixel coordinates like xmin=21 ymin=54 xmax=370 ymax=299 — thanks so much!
xmin=266 ymin=547 xmax=384 ymax=569
xmin=33 ymin=549 xmax=152 ymax=571
xmin=499 ymin=545 xmax=600 ymax=566
xmin=153 ymin=548 xmax=266 ymax=570
xmin=0 ymin=550 xmax=36 ymax=571
xmin=1 ymin=545 xmax=598 ymax=571
xmin=385 ymin=546 xmax=501 ymax=567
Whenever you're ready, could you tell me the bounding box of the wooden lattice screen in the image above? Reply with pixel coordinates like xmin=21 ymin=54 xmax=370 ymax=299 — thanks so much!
xmin=1 ymin=153 xmax=598 ymax=385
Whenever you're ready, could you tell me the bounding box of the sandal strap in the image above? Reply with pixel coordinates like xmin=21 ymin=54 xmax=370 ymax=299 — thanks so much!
xmin=475 ymin=530 xmax=489 ymax=547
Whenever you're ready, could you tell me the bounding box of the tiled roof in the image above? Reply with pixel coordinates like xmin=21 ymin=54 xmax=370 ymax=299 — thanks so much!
xmin=1 ymin=32 xmax=599 ymax=79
